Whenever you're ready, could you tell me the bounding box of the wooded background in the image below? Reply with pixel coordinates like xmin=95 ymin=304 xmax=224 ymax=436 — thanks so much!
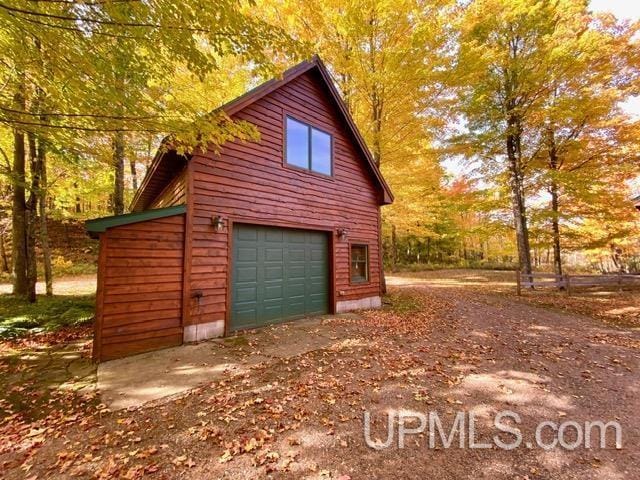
xmin=1 ymin=0 xmax=639 ymax=302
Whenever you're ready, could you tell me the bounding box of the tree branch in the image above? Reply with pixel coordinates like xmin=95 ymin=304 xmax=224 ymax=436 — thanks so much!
xmin=0 ymin=2 xmax=237 ymax=33
xmin=0 ymin=144 xmax=11 ymax=173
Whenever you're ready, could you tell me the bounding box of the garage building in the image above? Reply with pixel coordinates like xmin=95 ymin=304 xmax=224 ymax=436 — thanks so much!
xmin=87 ymin=56 xmax=393 ymax=361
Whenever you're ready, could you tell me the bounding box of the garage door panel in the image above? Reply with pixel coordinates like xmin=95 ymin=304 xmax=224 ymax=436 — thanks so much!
xmin=309 ymin=265 xmax=326 ymax=276
xmin=265 ymin=229 xmax=284 ymax=242
xmin=263 ymin=304 xmax=283 ymax=318
xmin=310 ymin=249 xmax=325 ymax=261
xmin=309 ymin=234 xmax=326 ymax=244
xmin=287 ymin=231 xmax=306 ymax=243
xmin=264 ymin=284 xmax=283 ymax=300
xmin=236 ymin=266 xmax=257 ymax=282
xmin=288 ymin=249 xmax=306 ymax=262
xmin=231 ymin=224 xmax=329 ymax=331
xmin=309 ymin=285 xmax=327 ymax=294
xmin=237 ymin=247 xmax=257 ymax=262
xmin=308 ymin=303 xmax=326 ymax=314
xmin=236 ymin=286 xmax=257 ymax=302
xmin=236 ymin=304 xmax=257 ymax=324
xmin=237 ymin=226 xmax=258 ymax=241
xmin=265 ymin=265 xmax=283 ymax=280
xmin=309 ymin=292 xmax=327 ymax=302
xmin=287 ymin=301 xmax=306 ymax=315
xmin=265 ymin=248 xmax=284 ymax=261
xmin=287 ymin=282 xmax=305 ymax=295
xmin=288 ymin=265 xmax=306 ymax=278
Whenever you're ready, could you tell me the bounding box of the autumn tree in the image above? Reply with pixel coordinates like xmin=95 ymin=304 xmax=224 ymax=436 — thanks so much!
xmin=453 ymin=0 xmax=568 ymax=275
xmin=257 ymin=0 xmax=454 ymax=272
xmin=530 ymin=8 xmax=640 ymax=275
xmin=0 ymin=0 xmax=298 ymax=300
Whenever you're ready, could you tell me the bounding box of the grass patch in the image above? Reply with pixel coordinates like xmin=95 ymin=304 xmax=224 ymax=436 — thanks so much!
xmin=51 ymin=261 xmax=97 ymax=277
xmin=0 ymin=294 xmax=95 ymax=339
xmin=390 ymin=261 xmax=518 ymax=273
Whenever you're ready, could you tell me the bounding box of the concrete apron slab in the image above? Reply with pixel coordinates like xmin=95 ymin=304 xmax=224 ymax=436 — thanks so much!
xmin=98 ymin=315 xmax=360 ymax=410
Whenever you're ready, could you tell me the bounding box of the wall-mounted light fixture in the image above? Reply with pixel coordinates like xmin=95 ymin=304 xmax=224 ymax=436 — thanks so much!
xmin=337 ymin=228 xmax=348 ymax=241
xmin=211 ymin=215 xmax=225 ymax=232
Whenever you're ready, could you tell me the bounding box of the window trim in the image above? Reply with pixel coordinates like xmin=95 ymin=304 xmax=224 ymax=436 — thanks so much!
xmin=349 ymin=242 xmax=370 ymax=285
xmin=283 ymin=114 xmax=334 ymax=178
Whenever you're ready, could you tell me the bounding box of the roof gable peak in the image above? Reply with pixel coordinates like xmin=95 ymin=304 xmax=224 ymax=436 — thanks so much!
xmin=131 ymin=56 xmax=393 ymax=211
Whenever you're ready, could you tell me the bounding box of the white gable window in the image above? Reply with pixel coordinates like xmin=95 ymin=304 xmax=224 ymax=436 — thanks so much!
xmin=285 ymin=116 xmax=332 ymax=176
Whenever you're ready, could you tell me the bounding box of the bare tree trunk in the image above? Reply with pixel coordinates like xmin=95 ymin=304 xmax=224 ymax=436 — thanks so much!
xmin=130 ymin=157 xmax=138 ymax=191
xmin=113 ymin=131 xmax=125 ymax=215
xmin=73 ymin=182 xmax=81 ymax=214
xmin=367 ymin=11 xmax=383 ymax=168
xmin=37 ymin=138 xmax=53 ymax=296
xmin=12 ymin=86 xmax=29 ymax=298
xmin=550 ymin=182 xmax=562 ymax=276
xmin=545 ymin=127 xmax=563 ymax=277
xmin=391 ymin=224 xmax=398 ymax=271
xmin=610 ymin=244 xmax=623 ymax=272
xmin=506 ymin=114 xmax=533 ymax=276
xmin=366 ymin=17 xmax=387 ymax=293
xmin=0 ymin=234 xmax=8 ymax=273
xmin=26 ymin=133 xmax=39 ymax=302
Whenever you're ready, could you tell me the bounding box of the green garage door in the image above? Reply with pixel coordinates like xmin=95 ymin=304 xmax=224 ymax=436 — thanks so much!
xmin=231 ymin=224 xmax=329 ymax=331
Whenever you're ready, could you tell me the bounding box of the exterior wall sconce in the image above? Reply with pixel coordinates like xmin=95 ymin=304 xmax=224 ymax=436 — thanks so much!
xmin=337 ymin=228 xmax=348 ymax=241
xmin=211 ymin=215 xmax=225 ymax=232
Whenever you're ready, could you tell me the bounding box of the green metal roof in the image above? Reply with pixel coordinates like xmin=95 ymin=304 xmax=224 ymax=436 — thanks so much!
xmin=85 ymin=205 xmax=186 ymax=236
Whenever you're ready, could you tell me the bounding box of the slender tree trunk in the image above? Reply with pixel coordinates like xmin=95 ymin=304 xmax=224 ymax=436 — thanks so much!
xmin=367 ymin=13 xmax=383 ymax=168
xmin=506 ymin=114 xmax=533 ymax=275
xmin=550 ymin=182 xmax=562 ymax=276
xmin=112 ymin=131 xmax=125 ymax=215
xmin=366 ymin=22 xmax=388 ymax=292
xmin=391 ymin=224 xmax=398 ymax=271
xmin=545 ymin=127 xmax=563 ymax=277
xmin=0 ymin=234 xmax=8 ymax=273
xmin=26 ymin=134 xmax=38 ymax=302
xmin=37 ymin=138 xmax=53 ymax=296
xmin=73 ymin=182 xmax=81 ymax=214
xmin=12 ymin=87 xmax=29 ymax=297
xmin=426 ymin=237 xmax=431 ymax=264
xmin=130 ymin=157 xmax=138 ymax=191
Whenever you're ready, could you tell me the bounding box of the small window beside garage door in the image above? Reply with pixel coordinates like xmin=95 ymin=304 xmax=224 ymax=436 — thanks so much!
xmin=350 ymin=244 xmax=369 ymax=284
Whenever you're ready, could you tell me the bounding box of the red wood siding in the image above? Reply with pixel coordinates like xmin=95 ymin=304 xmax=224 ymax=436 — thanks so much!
xmin=93 ymin=215 xmax=185 ymax=361
xmin=149 ymin=168 xmax=186 ymax=209
xmin=188 ymin=70 xmax=382 ymax=328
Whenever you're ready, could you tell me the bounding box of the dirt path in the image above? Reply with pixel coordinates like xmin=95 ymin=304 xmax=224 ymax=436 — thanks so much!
xmin=0 ymin=274 xmax=96 ymax=296
xmin=2 ymin=279 xmax=638 ymax=479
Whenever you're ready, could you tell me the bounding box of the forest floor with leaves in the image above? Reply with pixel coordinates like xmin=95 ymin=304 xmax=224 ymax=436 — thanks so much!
xmin=1 ymin=272 xmax=639 ymax=479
